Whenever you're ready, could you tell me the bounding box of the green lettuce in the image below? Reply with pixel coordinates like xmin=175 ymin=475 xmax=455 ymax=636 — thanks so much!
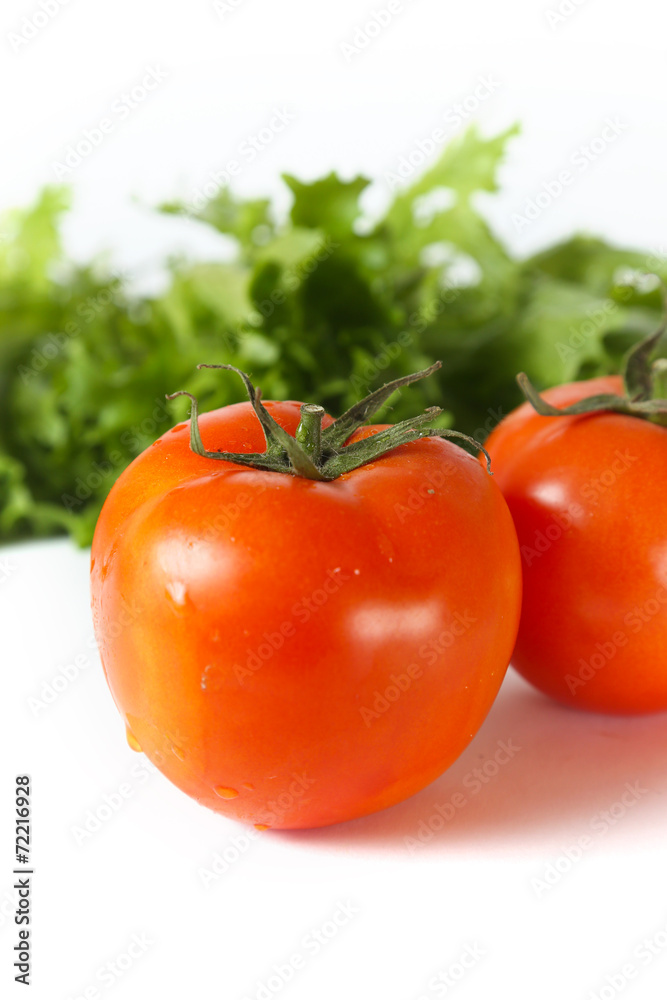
xmin=0 ymin=125 xmax=664 ymax=545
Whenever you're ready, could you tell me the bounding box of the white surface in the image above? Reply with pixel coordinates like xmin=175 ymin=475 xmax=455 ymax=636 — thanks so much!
xmin=2 ymin=538 xmax=667 ymax=1000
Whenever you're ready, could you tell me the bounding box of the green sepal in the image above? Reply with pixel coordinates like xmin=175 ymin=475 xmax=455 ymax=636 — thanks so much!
xmin=322 ymin=362 xmax=442 ymax=449
xmin=167 ymin=361 xmax=489 ymax=481
xmin=517 ymin=316 xmax=667 ymax=427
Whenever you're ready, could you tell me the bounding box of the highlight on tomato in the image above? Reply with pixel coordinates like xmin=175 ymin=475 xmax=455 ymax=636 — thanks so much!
xmin=91 ymin=362 xmax=522 ymax=829
xmin=485 ymin=323 xmax=667 ymax=715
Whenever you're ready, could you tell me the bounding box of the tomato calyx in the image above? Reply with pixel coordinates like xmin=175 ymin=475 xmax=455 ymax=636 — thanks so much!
xmin=517 ymin=319 xmax=667 ymax=428
xmin=166 ymin=361 xmax=492 ymax=480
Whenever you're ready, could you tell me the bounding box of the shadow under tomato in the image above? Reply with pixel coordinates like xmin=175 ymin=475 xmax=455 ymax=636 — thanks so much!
xmin=278 ymin=670 xmax=667 ymax=856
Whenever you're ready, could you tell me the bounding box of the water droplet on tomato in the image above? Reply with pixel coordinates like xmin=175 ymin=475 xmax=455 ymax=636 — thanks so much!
xmin=242 ymin=782 xmax=255 ymax=791
xmin=125 ymin=725 xmax=141 ymax=752
xmin=172 ymin=744 xmax=185 ymax=761
xmin=201 ymin=665 xmax=223 ymax=691
xmin=377 ymin=532 xmax=395 ymax=561
xmin=215 ymin=786 xmax=239 ymax=799
xmin=166 ymin=580 xmax=187 ymax=607
xmin=254 ymin=823 xmax=270 ymax=832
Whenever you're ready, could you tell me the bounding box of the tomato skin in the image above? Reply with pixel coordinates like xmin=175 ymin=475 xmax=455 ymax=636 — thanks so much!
xmin=485 ymin=377 xmax=667 ymax=715
xmin=91 ymin=399 xmax=522 ymax=829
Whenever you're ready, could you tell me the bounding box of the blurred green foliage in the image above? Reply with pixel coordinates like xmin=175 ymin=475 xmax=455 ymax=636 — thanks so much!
xmin=1 ymin=125 xmax=664 ymax=545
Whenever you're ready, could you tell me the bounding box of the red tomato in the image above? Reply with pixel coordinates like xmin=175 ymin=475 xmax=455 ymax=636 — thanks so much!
xmin=485 ymin=375 xmax=667 ymax=715
xmin=91 ymin=397 xmax=521 ymax=829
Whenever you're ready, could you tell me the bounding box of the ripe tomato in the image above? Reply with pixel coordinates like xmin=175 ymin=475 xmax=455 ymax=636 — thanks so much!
xmin=486 ymin=371 xmax=667 ymax=715
xmin=91 ymin=366 xmax=521 ymax=829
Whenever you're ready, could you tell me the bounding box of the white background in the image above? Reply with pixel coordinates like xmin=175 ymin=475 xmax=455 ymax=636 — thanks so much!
xmin=1 ymin=1 xmax=667 ymax=998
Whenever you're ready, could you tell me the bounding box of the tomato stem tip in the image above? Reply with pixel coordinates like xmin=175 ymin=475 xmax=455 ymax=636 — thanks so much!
xmin=295 ymin=404 xmax=325 ymax=463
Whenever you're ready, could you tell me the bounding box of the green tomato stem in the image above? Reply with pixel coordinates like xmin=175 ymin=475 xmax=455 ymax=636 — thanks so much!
xmin=295 ymin=404 xmax=325 ymax=463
